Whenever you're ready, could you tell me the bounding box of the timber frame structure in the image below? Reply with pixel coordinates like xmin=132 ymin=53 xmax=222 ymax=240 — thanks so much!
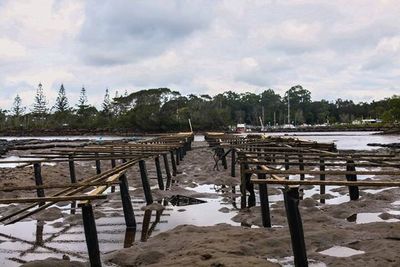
xmin=0 ymin=132 xmax=194 ymax=267
xmin=205 ymin=132 xmax=400 ymax=267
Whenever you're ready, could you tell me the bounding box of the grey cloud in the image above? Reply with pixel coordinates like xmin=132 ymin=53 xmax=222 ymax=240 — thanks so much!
xmin=79 ymin=0 xmax=215 ymax=66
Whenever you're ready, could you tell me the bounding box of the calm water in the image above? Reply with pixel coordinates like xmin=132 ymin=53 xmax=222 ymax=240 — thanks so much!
xmin=265 ymin=131 xmax=400 ymax=150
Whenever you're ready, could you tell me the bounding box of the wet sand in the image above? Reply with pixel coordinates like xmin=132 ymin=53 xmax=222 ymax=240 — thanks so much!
xmin=1 ymin=139 xmax=400 ymax=266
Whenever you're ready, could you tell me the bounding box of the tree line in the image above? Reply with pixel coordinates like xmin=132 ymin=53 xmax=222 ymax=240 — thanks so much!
xmin=1 ymin=84 xmax=399 ymax=132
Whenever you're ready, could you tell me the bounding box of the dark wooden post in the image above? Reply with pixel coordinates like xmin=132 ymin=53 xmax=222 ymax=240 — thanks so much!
xmin=231 ymin=148 xmax=236 ymax=177
xmin=285 ymin=154 xmax=290 ymax=180
xmin=240 ymin=163 xmax=247 ymax=209
xmin=33 ymin=163 xmax=45 ymax=206
xmin=170 ymin=151 xmax=177 ymax=176
xmin=141 ymin=210 xmax=152 ymax=242
xmin=257 ymin=167 xmax=271 ymax=227
xmin=298 ymin=154 xmax=305 ymax=181
xmin=68 ymin=155 xmax=77 ymax=184
xmin=155 ymin=156 xmax=165 ymax=190
xmin=320 ymin=156 xmax=326 ymax=204
xmin=123 ymin=228 xmax=136 ymax=248
xmin=81 ymin=203 xmax=102 ymax=267
xmin=163 ymin=154 xmax=172 ymax=189
xmin=283 ymin=187 xmax=308 ymax=267
xmin=221 ymin=148 xmax=228 ymax=170
xmin=346 ymin=159 xmax=359 ymax=200
xmin=179 ymin=147 xmax=184 ymax=161
xmin=95 ymin=153 xmax=101 ymax=175
xmin=110 ymin=152 xmax=117 ymax=193
xmin=119 ymin=172 xmax=136 ymax=229
xmin=176 ymin=149 xmax=180 ymax=165
xmin=139 ymin=160 xmax=153 ymax=204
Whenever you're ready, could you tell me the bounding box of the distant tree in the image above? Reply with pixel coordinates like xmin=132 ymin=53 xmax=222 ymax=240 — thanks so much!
xmin=54 ymin=84 xmax=69 ymax=113
xmin=102 ymin=88 xmax=112 ymax=114
xmin=12 ymin=94 xmax=25 ymax=117
xmin=32 ymin=83 xmax=48 ymax=119
xmin=77 ymin=86 xmax=89 ymax=110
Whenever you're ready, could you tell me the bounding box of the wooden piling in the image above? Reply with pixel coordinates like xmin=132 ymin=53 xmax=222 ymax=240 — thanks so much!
xmin=81 ymin=203 xmax=102 ymax=267
xmin=119 ymin=172 xmax=136 ymax=229
xmin=163 ymin=154 xmax=172 ymax=189
xmin=283 ymin=187 xmax=308 ymax=267
xmin=139 ymin=160 xmax=153 ymax=204
xmin=95 ymin=153 xmax=101 ymax=175
xmin=257 ymin=166 xmax=271 ymax=227
xmin=231 ymin=148 xmax=236 ymax=177
xmin=68 ymin=155 xmax=77 ymax=184
xmin=346 ymin=159 xmax=359 ymax=200
xmin=155 ymin=156 xmax=165 ymax=190
xmin=170 ymin=151 xmax=177 ymax=176
xmin=33 ymin=163 xmax=45 ymax=206
xmin=320 ymin=156 xmax=325 ymax=204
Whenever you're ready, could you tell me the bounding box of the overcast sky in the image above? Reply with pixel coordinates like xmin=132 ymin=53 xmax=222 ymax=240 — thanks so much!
xmin=0 ymin=0 xmax=399 ymax=110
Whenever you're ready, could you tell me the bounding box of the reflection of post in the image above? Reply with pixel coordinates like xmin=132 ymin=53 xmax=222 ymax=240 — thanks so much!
xmin=35 ymin=221 xmax=44 ymax=246
xmin=283 ymin=187 xmax=308 ymax=267
xmin=123 ymin=228 xmax=136 ymax=248
xmin=141 ymin=210 xmax=152 ymax=242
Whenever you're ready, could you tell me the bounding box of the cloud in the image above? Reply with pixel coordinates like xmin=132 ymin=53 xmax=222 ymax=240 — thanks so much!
xmin=1 ymin=0 xmax=400 ymax=110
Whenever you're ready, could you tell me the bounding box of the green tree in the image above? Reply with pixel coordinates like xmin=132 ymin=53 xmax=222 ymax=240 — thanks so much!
xmin=54 ymin=84 xmax=69 ymax=113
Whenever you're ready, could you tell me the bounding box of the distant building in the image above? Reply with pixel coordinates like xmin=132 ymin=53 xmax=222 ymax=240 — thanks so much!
xmin=236 ymin=123 xmax=246 ymax=133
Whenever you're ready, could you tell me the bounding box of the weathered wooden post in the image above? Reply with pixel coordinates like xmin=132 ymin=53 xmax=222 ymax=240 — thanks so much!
xmin=81 ymin=203 xmax=102 ymax=267
xmin=141 ymin=210 xmax=152 ymax=242
xmin=123 ymin=228 xmax=136 ymax=248
xmin=257 ymin=166 xmax=271 ymax=227
xmin=179 ymin=147 xmax=184 ymax=161
xmin=285 ymin=154 xmax=290 ymax=180
xmin=231 ymin=148 xmax=236 ymax=177
xmin=68 ymin=155 xmax=77 ymax=184
xmin=283 ymin=187 xmax=308 ymax=267
xmin=240 ymin=162 xmax=247 ymax=209
xmin=175 ymin=149 xmax=180 ymax=166
xmin=170 ymin=151 xmax=177 ymax=176
xmin=119 ymin=172 xmax=136 ymax=229
xmin=221 ymin=148 xmax=228 ymax=170
xmin=155 ymin=156 xmax=165 ymax=190
xmin=139 ymin=160 xmax=153 ymax=204
xmin=298 ymin=154 xmax=305 ymax=181
xmin=110 ymin=152 xmax=117 ymax=193
xmin=33 ymin=163 xmax=45 ymax=206
xmin=346 ymin=159 xmax=359 ymax=200
xmin=163 ymin=153 xmax=172 ymax=188
xmin=95 ymin=153 xmax=101 ymax=175
xmin=320 ymin=156 xmax=326 ymax=204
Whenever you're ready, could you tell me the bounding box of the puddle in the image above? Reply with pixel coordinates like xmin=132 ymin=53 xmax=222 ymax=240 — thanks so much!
xmin=0 ymin=156 xmax=42 ymax=168
xmin=346 ymin=212 xmax=400 ymax=224
xmin=268 ymin=256 xmax=326 ymax=266
xmin=167 ymin=195 xmax=207 ymax=206
xmin=319 ymin=246 xmax=365 ymax=257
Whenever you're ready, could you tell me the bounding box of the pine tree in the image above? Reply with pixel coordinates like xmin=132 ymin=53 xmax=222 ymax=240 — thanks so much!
xmin=102 ymin=88 xmax=112 ymax=114
xmin=12 ymin=94 xmax=25 ymax=117
xmin=54 ymin=84 xmax=69 ymax=113
xmin=77 ymin=86 xmax=89 ymax=110
xmin=32 ymin=83 xmax=48 ymax=117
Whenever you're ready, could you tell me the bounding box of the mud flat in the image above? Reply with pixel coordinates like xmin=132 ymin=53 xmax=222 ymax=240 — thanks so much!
xmin=1 ymin=137 xmax=400 ymax=266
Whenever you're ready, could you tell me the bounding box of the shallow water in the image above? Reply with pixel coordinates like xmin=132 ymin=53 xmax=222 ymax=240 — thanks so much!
xmin=319 ymin=246 xmax=365 ymax=257
xmin=266 ymin=131 xmax=400 ymax=150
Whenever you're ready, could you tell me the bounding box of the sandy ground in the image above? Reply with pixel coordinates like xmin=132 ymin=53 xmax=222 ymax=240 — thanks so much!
xmin=1 ymin=140 xmax=400 ymax=266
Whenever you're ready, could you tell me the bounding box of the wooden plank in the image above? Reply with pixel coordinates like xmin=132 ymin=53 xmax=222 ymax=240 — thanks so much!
xmin=251 ymin=178 xmax=400 ymax=187
xmin=0 ymin=195 xmax=107 ymax=204
xmin=246 ymin=170 xmax=400 ymax=176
